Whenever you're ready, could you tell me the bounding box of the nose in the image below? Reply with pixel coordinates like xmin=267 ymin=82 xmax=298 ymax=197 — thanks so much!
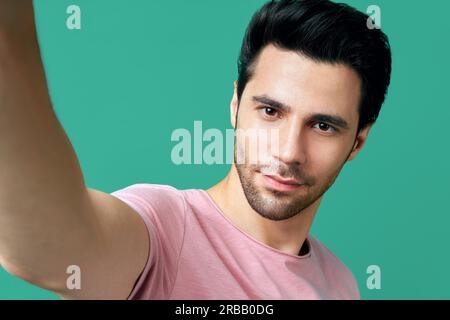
xmin=276 ymin=119 xmax=307 ymax=166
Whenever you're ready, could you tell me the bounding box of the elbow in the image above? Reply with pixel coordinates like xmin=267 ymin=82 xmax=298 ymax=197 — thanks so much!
xmin=1 ymin=254 xmax=73 ymax=295
xmin=1 ymin=257 xmax=36 ymax=283
xmin=0 ymin=256 xmax=56 ymax=290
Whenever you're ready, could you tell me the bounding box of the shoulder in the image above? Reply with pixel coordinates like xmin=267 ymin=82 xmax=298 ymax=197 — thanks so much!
xmin=110 ymin=183 xmax=188 ymax=232
xmin=309 ymin=235 xmax=360 ymax=299
xmin=111 ymin=184 xmax=187 ymax=299
xmin=111 ymin=183 xmax=186 ymax=210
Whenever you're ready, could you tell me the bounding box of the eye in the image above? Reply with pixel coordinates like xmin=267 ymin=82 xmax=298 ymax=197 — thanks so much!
xmin=313 ymin=122 xmax=337 ymax=133
xmin=260 ymin=106 xmax=279 ymax=118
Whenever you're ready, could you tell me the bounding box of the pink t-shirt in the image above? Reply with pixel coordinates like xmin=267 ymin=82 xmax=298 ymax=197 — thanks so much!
xmin=110 ymin=183 xmax=360 ymax=300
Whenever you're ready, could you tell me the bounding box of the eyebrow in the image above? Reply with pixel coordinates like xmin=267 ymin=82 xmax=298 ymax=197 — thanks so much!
xmin=252 ymin=94 xmax=350 ymax=130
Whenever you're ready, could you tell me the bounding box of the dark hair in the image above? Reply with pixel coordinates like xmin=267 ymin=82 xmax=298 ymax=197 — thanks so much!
xmin=237 ymin=0 xmax=392 ymax=132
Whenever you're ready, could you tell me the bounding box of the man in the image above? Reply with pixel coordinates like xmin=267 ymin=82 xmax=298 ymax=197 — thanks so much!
xmin=0 ymin=0 xmax=391 ymax=299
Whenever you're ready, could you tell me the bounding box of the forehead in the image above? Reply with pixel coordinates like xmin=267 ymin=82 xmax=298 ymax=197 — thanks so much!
xmin=246 ymin=44 xmax=362 ymax=124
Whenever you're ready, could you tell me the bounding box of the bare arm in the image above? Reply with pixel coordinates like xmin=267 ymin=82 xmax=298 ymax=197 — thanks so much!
xmin=0 ymin=0 xmax=149 ymax=299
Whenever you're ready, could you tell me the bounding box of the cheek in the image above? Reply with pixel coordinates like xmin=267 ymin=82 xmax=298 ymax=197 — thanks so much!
xmin=312 ymin=139 xmax=341 ymax=157
xmin=308 ymin=140 xmax=349 ymax=173
xmin=235 ymin=130 xmax=274 ymax=165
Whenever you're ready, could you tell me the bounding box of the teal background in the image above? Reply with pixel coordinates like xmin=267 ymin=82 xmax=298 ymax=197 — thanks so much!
xmin=0 ymin=0 xmax=449 ymax=299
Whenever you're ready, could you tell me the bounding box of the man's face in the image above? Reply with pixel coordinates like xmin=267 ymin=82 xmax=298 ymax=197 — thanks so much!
xmin=232 ymin=44 xmax=371 ymax=221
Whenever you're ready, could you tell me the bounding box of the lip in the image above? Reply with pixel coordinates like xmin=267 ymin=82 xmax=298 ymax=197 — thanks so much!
xmin=262 ymin=174 xmax=303 ymax=192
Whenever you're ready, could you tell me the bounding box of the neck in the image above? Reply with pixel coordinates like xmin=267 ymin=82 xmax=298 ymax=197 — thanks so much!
xmin=206 ymin=165 xmax=322 ymax=256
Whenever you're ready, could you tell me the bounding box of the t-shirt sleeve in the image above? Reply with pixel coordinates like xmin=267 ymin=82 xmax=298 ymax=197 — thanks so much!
xmin=110 ymin=183 xmax=187 ymax=299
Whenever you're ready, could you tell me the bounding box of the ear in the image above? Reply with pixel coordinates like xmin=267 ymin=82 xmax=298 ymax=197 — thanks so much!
xmin=230 ymin=80 xmax=239 ymax=129
xmin=346 ymin=124 xmax=373 ymax=161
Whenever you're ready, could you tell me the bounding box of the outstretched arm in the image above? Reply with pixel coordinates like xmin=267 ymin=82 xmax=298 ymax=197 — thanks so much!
xmin=0 ymin=0 xmax=149 ymax=299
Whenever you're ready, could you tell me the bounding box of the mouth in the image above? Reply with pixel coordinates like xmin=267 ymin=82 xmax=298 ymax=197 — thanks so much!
xmin=262 ymin=174 xmax=304 ymax=192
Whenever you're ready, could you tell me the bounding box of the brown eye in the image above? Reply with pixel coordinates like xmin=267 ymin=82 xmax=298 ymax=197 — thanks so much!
xmin=313 ymin=122 xmax=336 ymax=133
xmin=263 ymin=107 xmax=277 ymax=117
